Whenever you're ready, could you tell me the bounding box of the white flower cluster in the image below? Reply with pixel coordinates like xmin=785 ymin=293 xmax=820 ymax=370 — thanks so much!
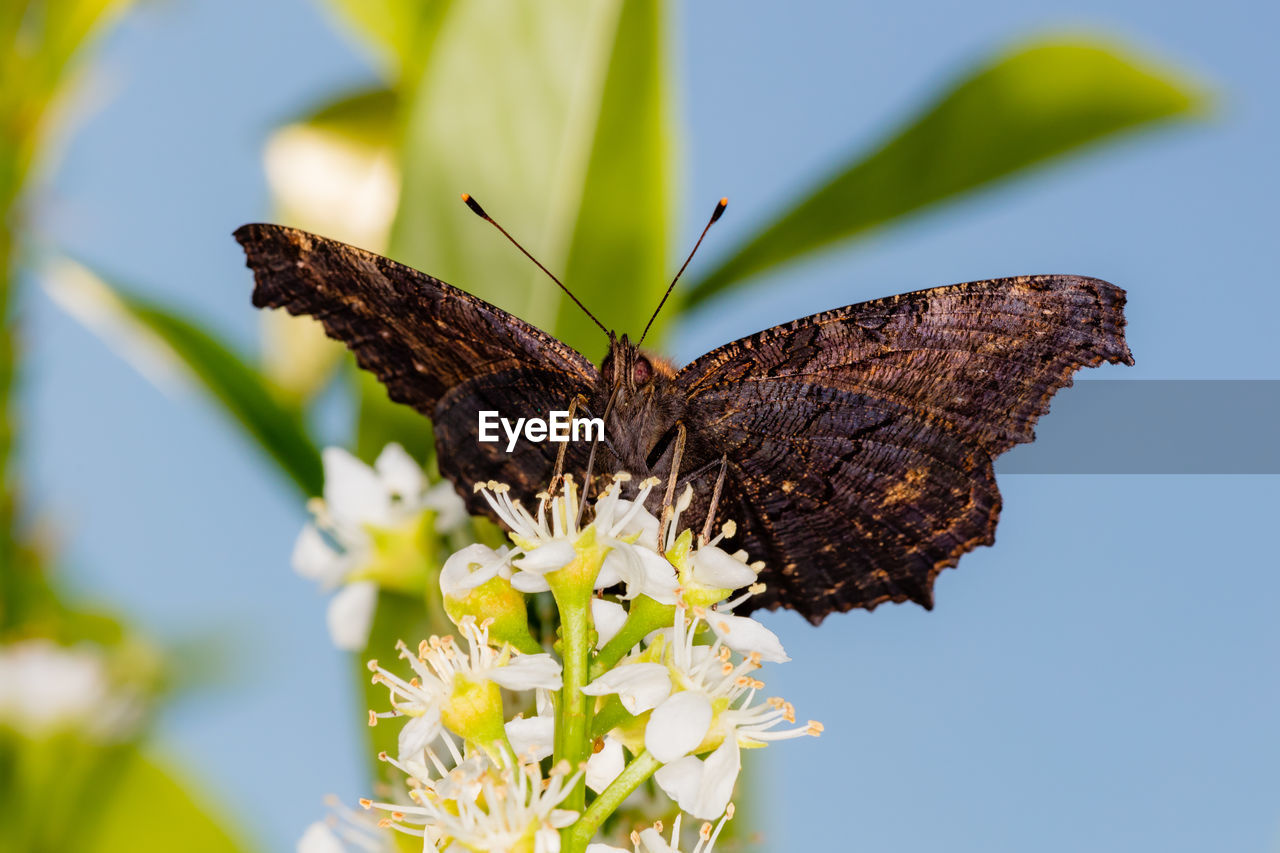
xmin=298 ymin=451 xmax=820 ymax=853
xmin=292 ymin=444 xmax=467 ymax=650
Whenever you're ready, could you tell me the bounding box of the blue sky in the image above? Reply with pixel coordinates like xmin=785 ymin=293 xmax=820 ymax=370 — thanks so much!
xmin=24 ymin=0 xmax=1278 ymax=850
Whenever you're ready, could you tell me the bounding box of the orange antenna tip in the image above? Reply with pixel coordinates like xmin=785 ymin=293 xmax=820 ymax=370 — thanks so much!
xmin=461 ymin=193 xmax=488 ymax=219
xmin=638 ymin=195 xmax=728 ymax=345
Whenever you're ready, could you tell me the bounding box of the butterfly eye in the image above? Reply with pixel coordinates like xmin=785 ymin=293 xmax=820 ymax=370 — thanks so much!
xmin=601 ymin=355 xmax=615 ymax=384
xmin=633 ymin=357 xmax=653 ymax=385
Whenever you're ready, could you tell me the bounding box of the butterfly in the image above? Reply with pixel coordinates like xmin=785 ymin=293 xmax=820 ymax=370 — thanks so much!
xmin=235 ymin=198 xmax=1132 ymax=624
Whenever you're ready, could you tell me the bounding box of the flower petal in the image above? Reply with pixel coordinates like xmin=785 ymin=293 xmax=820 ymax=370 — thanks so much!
xmin=515 ymin=540 xmax=577 ymax=574
xmin=423 ymin=480 xmax=468 ymax=532
xmin=291 ymin=523 xmax=351 ymax=586
xmin=506 ymin=714 xmax=555 ymax=762
xmin=322 ymin=447 xmax=393 ymax=528
xmin=645 ymin=690 xmax=712 ymax=762
xmin=440 ymin=543 xmax=506 ymax=597
xmin=582 ymin=662 xmax=671 ymax=715
xmin=325 ymin=581 xmax=377 ymax=651
xmin=705 ymin=611 xmax=789 ymax=663
xmin=511 ymin=570 xmax=552 ymax=593
xmin=691 ymin=545 xmax=757 ymax=591
xmin=591 ymin=599 xmax=628 ymax=650
xmin=397 ymin=704 xmax=442 ymax=760
xmin=690 ymin=738 xmax=741 ymax=820
xmin=297 ymin=822 xmax=346 ymax=853
xmin=488 ymin=654 xmax=563 ymax=691
xmin=610 ymin=498 xmax=660 ymax=549
xmin=374 ymin=442 xmax=425 ymax=502
xmin=654 ymin=754 xmax=704 ymax=812
xmin=635 ymin=828 xmax=678 ymax=853
xmin=585 ymin=736 xmax=625 ymax=793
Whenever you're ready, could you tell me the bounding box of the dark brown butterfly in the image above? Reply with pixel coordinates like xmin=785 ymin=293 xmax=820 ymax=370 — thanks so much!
xmin=234 ymin=201 xmax=1132 ymax=624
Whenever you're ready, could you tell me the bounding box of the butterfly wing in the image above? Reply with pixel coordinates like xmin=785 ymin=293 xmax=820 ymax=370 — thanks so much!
xmin=676 ymin=275 xmax=1133 ymax=623
xmin=235 ymin=224 xmax=599 ymax=512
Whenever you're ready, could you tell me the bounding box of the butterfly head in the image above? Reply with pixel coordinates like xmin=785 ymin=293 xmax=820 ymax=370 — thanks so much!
xmin=600 ymin=334 xmax=675 ymax=392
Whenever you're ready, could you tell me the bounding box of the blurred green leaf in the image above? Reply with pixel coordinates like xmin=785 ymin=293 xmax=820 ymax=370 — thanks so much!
xmin=686 ymin=39 xmax=1206 ymax=305
xmin=297 ymin=86 xmax=399 ymax=146
xmin=321 ymin=0 xmax=453 ymax=84
xmin=389 ymin=0 xmax=674 ymax=358
xmin=47 ymin=263 xmax=324 ymax=497
xmin=86 ymin=751 xmax=255 ymax=853
xmin=556 ymin=0 xmax=674 ymax=351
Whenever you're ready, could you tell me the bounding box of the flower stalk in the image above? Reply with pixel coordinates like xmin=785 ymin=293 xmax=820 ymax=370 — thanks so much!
xmin=563 ymin=750 xmax=663 ymax=853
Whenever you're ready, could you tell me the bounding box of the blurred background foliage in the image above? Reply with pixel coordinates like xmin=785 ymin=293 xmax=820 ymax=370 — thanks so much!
xmin=2 ymin=0 xmax=1202 ymax=849
xmin=2 ymin=1 xmax=253 ymax=850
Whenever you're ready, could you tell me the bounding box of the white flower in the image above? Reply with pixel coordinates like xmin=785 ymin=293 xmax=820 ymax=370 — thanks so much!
xmin=582 ymin=662 xmax=672 ymax=716
xmin=293 ymin=444 xmax=467 ymax=650
xmin=362 ymin=757 xmax=582 ymax=853
xmin=439 ymin=543 xmax=512 ymax=597
xmin=700 ymin=609 xmax=788 ymax=664
xmin=0 ymin=639 xmax=144 ymax=740
xmin=591 ymin=607 xmax=819 ymax=820
xmin=477 ymin=475 xmax=675 ymax=601
xmin=586 ymin=807 xmax=735 ymax=853
xmin=368 ymin=617 xmax=561 ymax=760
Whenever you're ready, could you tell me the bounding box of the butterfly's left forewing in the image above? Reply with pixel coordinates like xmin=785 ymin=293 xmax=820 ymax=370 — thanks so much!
xmin=235 ymin=224 xmax=598 ymax=513
xmin=676 ymin=275 xmax=1133 ymax=623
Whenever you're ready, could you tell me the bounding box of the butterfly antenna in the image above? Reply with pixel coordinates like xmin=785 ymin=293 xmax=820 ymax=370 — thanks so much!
xmin=462 ymin=194 xmax=608 ymax=335
xmin=638 ymin=197 xmax=727 ymax=345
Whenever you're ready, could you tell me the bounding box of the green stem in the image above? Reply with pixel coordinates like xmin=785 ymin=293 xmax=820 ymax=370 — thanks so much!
xmin=590 ymin=596 xmax=674 ymax=679
xmin=0 ymin=223 xmax=21 ymax=604
xmin=561 ymin=750 xmax=662 ymax=853
xmin=552 ymin=580 xmax=593 ymax=813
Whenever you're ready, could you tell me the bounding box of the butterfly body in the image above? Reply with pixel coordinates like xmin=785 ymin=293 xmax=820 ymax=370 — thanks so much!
xmin=235 ymin=223 xmax=1132 ymax=624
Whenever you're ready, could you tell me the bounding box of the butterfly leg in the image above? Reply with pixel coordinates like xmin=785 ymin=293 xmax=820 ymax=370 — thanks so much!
xmin=575 ymin=385 xmax=621 ymax=526
xmin=549 ymin=393 xmax=589 ymax=498
xmin=700 ymin=456 xmax=730 ymax=545
xmin=657 ymin=422 xmax=687 ymax=548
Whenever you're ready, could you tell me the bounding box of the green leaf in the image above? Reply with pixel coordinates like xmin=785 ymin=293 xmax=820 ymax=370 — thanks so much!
xmin=320 ymin=0 xmax=453 ymax=85
xmin=388 ymin=0 xmax=675 ymax=358
xmin=686 ymin=39 xmax=1206 ymax=306
xmin=86 ymin=751 xmax=255 ymax=853
xmin=46 ymin=262 xmax=324 ymax=497
xmin=555 ymin=0 xmax=674 ymax=350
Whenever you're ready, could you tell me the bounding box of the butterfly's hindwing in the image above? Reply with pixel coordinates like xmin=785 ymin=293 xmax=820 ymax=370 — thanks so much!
xmin=676 ymin=276 xmax=1132 ymax=622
